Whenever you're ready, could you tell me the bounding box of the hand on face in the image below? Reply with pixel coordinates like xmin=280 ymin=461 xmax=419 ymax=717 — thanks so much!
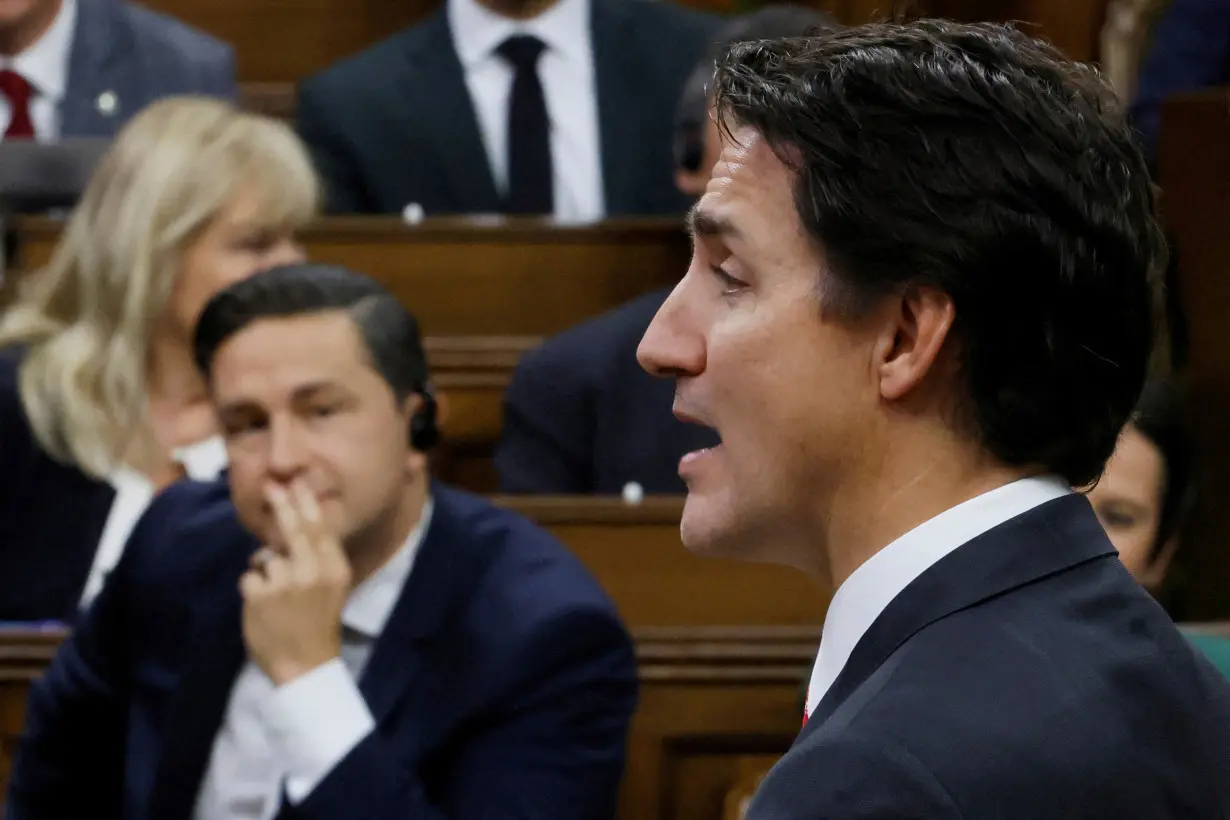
xmin=239 ymin=479 xmax=352 ymax=687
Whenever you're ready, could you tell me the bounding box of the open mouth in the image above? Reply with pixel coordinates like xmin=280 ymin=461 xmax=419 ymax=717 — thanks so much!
xmin=673 ymin=408 xmax=722 ymax=477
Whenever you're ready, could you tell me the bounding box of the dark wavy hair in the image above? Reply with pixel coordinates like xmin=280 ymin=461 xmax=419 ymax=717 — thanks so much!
xmin=712 ymin=21 xmax=1166 ymax=486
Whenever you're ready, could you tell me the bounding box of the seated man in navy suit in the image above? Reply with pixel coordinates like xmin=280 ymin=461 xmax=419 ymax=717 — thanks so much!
xmin=5 ymin=263 xmax=638 ymax=820
xmin=0 ymin=0 xmax=234 ymax=141
xmin=494 ymin=4 xmax=838 ymax=495
xmin=1129 ymin=0 xmax=1230 ymax=166
xmin=295 ymin=0 xmax=719 ymax=216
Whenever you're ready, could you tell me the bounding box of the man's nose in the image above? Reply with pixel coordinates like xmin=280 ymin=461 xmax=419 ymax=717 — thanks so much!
xmin=637 ymin=277 xmax=705 ymax=379
xmin=265 ymin=419 xmax=309 ymax=480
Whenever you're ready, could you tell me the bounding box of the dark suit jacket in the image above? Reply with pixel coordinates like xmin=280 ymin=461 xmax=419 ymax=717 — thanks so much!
xmin=747 ymin=494 xmax=1230 ymax=819
xmin=495 ymin=287 xmax=719 ymax=494
xmin=295 ymin=0 xmax=720 ymax=215
xmin=0 ymin=348 xmax=115 ymax=622
xmin=1128 ymin=0 xmax=1230 ymax=165
xmin=5 ymin=478 xmax=638 ymax=820
xmin=63 ymin=0 xmax=236 ymax=138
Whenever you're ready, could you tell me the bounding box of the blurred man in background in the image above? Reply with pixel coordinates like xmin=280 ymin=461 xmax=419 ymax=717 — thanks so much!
xmin=0 ymin=0 xmax=234 ymax=141
xmin=296 ymin=0 xmax=718 ymax=216
xmin=495 ymin=5 xmax=839 ymax=496
xmin=6 ymin=264 xmax=638 ymax=820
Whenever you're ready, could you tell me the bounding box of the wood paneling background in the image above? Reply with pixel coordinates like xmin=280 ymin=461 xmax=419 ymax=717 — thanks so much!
xmin=1158 ymin=88 xmax=1230 ymax=620
xmin=14 ymin=216 xmax=690 ymax=337
xmin=137 ymin=0 xmax=1108 ymax=85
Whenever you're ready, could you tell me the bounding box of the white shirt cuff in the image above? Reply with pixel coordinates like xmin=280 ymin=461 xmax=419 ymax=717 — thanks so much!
xmin=263 ymin=658 xmax=376 ymax=803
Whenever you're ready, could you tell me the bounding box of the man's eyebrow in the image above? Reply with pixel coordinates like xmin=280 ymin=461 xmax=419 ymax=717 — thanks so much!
xmin=686 ymin=205 xmax=739 ymax=240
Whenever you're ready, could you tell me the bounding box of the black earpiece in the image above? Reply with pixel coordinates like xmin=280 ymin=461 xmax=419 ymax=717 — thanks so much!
xmin=410 ymin=384 xmax=439 ymax=451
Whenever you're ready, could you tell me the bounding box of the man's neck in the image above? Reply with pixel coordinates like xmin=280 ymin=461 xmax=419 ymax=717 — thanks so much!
xmin=0 ymin=0 xmax=62 ymax=58
xmin=817 ymin=436 xmax=1033 ymax=592
xmin=346 ymin=480 xmax=428 ymax=588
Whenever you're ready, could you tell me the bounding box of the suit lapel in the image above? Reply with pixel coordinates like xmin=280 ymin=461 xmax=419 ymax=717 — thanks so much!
xmin=148 ymin=487 xmax=470 ymax=819
xmin=590 ymin=0 xmax=647 ymax=215
xmin=804 ymin=494 xmax=1117 ymax=731
xmin=146 ymin=549 xmax=251 ymax=820
xmin=62 ymin=0 xmax=131 ymax=137
xmin=358 ymin=484 xmax=467 ymax=724
xmin=395 ymin=13 xmax=501 ymax=213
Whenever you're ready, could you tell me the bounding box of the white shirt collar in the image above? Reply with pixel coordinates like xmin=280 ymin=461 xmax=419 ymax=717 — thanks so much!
xmin=108 ymin=434 xmax=229 ymax=493
xmin=2 ymin=0 xmax=76 ymax=101
xmin=448 ymin=0 xmax=591 ymax=69
xmin=342 ymin=498 xmax=434 ymax=638
xmin=805 ymin=474 xmax=1072 ymax=717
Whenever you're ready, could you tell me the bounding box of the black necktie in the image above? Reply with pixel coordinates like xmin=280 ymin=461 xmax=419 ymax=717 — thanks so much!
xmin=497 ymin=34 xmax=553 ymax=215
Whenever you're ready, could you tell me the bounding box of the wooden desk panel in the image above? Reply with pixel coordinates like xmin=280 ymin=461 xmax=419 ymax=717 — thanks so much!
xmin=14 ymin=217 xmax=688 ymax=338
xmin=424 ymin=335 xmax=536 ymax=493
xmin=0 ymin=625 xmax=812 ymax=820
xmin=498 ymin=498 xmax=827 ymax=629
xmin=1158 ymin=88 xmax=1230 ymax=619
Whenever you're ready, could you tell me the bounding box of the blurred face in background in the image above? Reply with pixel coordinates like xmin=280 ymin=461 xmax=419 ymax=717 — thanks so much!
xmin=167 ymin=189 xmax=306 ymax=341
xmin=675 ymin=95 xmax=724 ymax=200
xmin=1087 ymin=422 xmax=1175 ymax=590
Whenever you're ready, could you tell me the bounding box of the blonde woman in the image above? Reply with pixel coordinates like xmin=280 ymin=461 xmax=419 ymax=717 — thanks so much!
xmin=0 ymin=96 xmax=320 ymax=621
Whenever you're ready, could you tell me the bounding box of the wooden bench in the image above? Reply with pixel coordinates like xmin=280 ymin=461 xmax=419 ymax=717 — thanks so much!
xmin=0 ymin=498 xmax=824 ymax=820
xmin=1158 ymin=87 xmax=1230 ymax=620
xmin=13 ymin=216 xmax=688 ymax=338
xmin=425 ymin=335 xmax=536 ymax=492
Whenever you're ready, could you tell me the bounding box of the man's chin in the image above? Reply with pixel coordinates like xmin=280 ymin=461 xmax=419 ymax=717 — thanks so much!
xmin=680 ymin=493 xmax=741 ymax=558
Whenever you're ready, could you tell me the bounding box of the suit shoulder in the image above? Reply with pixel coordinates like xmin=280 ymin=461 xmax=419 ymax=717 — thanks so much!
xmin=118 ymin=3 xmax=234 ymax=65
xmin=123 ymin=476 xmax=246 ymax=566
xmin=0 ymin=345 xmax=22 ymax=409
xmin=757 ymin=732 xmax=962 ymax=818
xmin=0 ymin=346 xmax=39 ymax=456
xmin=517 ymin=288 xmax=669 ymax=377
xmin=437 ymin=486 xmax=620 ymax=621
xmin=298 ymin=22 xmax=431 ymax=101
xmin=624 ymin=0 xmax=721 ymax=36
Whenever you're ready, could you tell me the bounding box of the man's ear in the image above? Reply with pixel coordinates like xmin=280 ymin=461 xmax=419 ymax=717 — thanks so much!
xmin=874 ymin=286 xmax=957 ymax=401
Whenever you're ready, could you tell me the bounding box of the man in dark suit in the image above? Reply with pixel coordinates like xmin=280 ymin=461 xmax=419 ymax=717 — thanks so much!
xmin=295 ymin=0 xmax=718 ymax=216
xmin=1129 ymin=0 xmax=1230 ymax=166
xmin=638 ymin=21 xmax=1230 ymax=817
xmin=0 ymin=0 xmax=234 ymax=141
xmin=5 ymin=264 xmax=638 ymax=820
xmin=494 ymin=5 xmax=837 ymax=495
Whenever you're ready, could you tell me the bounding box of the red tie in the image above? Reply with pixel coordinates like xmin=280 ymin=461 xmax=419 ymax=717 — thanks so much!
xmin=0 ymin=69 xmax=34 ymax=139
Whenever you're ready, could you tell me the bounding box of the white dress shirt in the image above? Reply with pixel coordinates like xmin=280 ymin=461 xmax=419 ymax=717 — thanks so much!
xmin=80 ymin=435 xmax=230 ymax=607
xmin=448 ymin=0 xmax=605 ymax=223
xmin=804 ymin=475 xmax=1072 ymax=719
xmin=0 ymin=0 xmax=76 ymax=141
xmin=193 ymin=499 xmax=435 ymax=820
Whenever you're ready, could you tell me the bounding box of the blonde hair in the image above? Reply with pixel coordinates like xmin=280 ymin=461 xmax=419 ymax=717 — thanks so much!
xmin=0 ymin=96 xmax=321 ymax=479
